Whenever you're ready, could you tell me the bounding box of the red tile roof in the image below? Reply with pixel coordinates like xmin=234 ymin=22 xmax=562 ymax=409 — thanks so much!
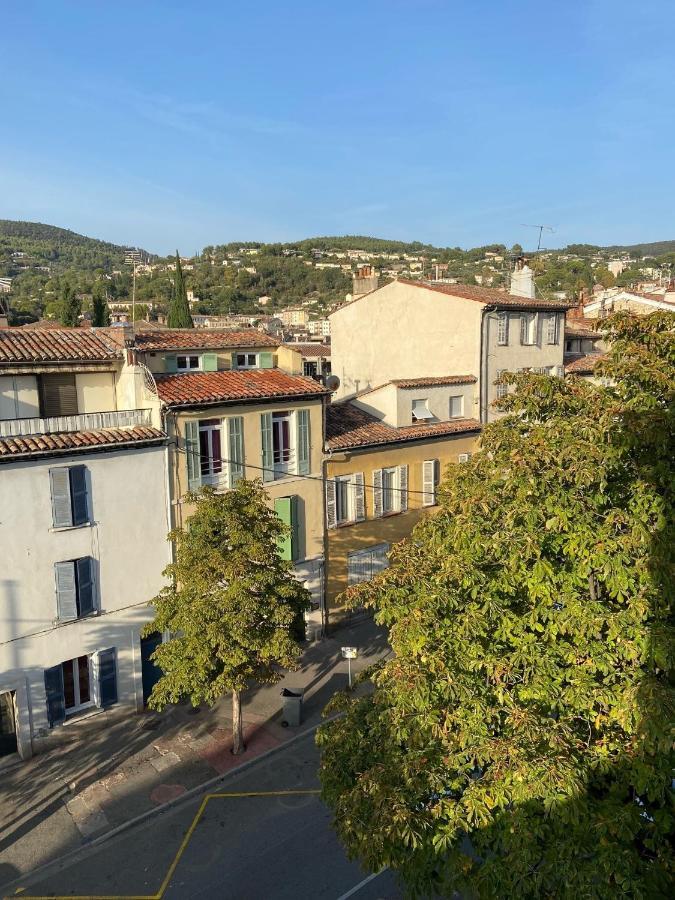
xmin=133 ymin=329 xmax=279 ymax=352
xmin=0 ymin=328 xmax=122 ymax=363
xmin=397 ymin=279 xmax=575 ymax=310
xmin=564 ymin=353 xmax=605 ymax=375
xmin=283 ymin=343 xmax=331 ymax=357
xmin=0 ymin=426 xmax=166 ymax=461
xmin=391 ymin=374 xmax=476 ymax=389
xmin=564 ymin=318 xmax=601 ymax=339
xmin=156 ymin=369 xmax=329 ymax=408
xmin=326 ymin=401 xmax=480 ymax=451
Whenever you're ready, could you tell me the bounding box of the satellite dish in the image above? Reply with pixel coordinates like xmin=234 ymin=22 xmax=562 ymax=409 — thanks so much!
xmin=325 ymin=375 xmax=340 ymax=392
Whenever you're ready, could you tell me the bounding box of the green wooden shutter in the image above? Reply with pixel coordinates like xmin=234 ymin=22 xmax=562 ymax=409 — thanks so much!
xmin=49 ymin=467 xmax=73 ymax=528
xmin=184 ymin=420 xmax=201 ymax=490
xmin=202 ymin=353 xmax=218 ymax=371
xmin=259 ymin=352 xmax=274 ymax=369
xmin=165 ymin=355 xmax=178 ymax=374
xmin=274 ymin=496 xmax=297 ymax=561
xmin=296 ymin=408 xmax=310 ymax=475
xmin=227 ymin=416 xmax=244 ymax=487
xmin=231 ymin=352 xmax=239 ymax=369
xmin=261 ymin=412 xmax=273 ymax=482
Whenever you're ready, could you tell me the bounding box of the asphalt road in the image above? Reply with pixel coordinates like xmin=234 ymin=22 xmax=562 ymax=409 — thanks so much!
xmin=10 ymin=730 xmax=402 ymax=900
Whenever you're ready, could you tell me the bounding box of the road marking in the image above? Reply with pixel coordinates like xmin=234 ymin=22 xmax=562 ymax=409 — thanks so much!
xmin=11 ymin=790 xmax=322 ymax=900
xmin=335 ymin=868 xmax=388 ymax=900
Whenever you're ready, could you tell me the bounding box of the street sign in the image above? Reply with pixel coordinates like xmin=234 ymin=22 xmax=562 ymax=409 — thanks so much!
xmin=341 ymin=647 xmax=357 ymax=659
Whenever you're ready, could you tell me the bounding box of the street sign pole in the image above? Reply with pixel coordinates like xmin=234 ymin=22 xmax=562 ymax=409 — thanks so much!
xmin=341 ymin=647 xmax=358 ymax=689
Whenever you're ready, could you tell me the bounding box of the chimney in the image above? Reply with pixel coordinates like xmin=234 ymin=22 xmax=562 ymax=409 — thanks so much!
xmin=352 ymin=265 xmax=379 ymax=299
xmin=509 ymin=256 xmax=535 ymax=299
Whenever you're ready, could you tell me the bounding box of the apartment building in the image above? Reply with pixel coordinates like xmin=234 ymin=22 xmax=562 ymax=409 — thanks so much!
xmin=330 ymin=267 xmax=573 ymax=422
xmin=0 ymin=327 xmax=169 ymax=759
xmin=131 ymin=330 xmax=330 ymax=614
xmin=324 ymin=378 xmax=481 ymax=625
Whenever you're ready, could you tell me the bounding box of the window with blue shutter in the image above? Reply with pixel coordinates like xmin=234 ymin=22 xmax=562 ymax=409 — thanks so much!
xmin=97 ymin=649 xmax=118 ymax=707
xmin=296 ymin=409 xmax=310 ymax=475
xmin=76 ymin=557 xmax=95 ymax=616
xmin=55 ymin=558 xmax=96 ymax=620
xmin=44 ymin=665 xmax=65 ymax=727
xmin=69 ymin=466 xmax=88 ymax=525
xmin=49 ymin=465 xmax=89 ymax=528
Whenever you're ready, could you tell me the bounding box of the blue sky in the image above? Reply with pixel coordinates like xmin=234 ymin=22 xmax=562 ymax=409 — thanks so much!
xmin=2 ymin=1 xmax=674 ymax=254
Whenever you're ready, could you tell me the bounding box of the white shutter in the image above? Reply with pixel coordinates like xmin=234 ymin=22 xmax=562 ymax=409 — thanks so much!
xmin=49 ymin=468 xmax=73 ymax=528
xmin=398 ymin=465 xmax=408 ymax=513
xmin=352 ymin=472 xmax=365 ymax=522
xmin=326 ymin=479 xmax=337 ymax=529
xmin=520 ymin=315 xmax=527 ymax=345
xmin=373 ymin=469 xmax=383 ymax=518
xmin=422 ymin=460 xmax=437 ymax=507
xmin=54 ymin=561 xmax=78 ymax=620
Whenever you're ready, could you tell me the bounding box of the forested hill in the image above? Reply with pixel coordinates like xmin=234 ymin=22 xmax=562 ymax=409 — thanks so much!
xmin=0 ymin=220 xmax=143 ymax=272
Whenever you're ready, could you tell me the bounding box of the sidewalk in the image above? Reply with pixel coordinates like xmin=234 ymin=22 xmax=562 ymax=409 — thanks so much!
xmin=0 ymin=617 xmax=389 ymax=891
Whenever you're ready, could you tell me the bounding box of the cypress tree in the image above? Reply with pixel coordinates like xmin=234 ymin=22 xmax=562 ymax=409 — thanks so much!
xmin=167 ymin=251 xmax=194 ymax=328
xmin=59 ymin=281 xmax=82 ymax=327
xmin=91 ymin=282 xmax=110 ymax=327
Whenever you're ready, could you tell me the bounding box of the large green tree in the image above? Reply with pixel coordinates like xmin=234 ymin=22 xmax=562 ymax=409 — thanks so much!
xmin=91 ymin=280 xmax=110 ymax=327
xmin=143 ymin=480 xmax=309 ymax=754
xmin=167 ymin=251 xmax=194 ymax=328
xmin=58 ymin=280 xmax=81 ymax=326
xmin=318 ymin=312 xmax=674 ymax=898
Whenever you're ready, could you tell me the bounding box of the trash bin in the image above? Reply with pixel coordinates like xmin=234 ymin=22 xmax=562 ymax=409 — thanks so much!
xmin=280 ymin=687 xmax=304 ymax=727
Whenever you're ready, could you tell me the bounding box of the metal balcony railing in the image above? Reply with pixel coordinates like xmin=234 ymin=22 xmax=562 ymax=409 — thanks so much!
xmin=0 ymin=408 xmax=154 ymax=438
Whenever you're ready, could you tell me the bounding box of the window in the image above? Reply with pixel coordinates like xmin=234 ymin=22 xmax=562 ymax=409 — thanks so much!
xmin=236 ymin=353 xmax=258 ymax=369
xmin=458 ymin=452 xmax=473 ymax=463
xmin=44 ymin=648 xmax=117 ymax=727
xmin=49 ymin=465 xmax=89 ymax=528
xmin=422 ymin=459 xmax=439 ymax=507
xmin=54 ymin=557 xmax=96 ymax=621
xmin=326 ymin=473 xmax=365 ymax=528
xmin=519 ymin=312 xmax=537 ymax=346
xmin=412 ymin=398 xmax=433 ymax=422
xmin=373 ymin=466 xmax=408 ymax=517
xmin=449 ymin=395 xmax=464 ymax=418
xmin=177 ymin=355 xmax=201 ymax=371
xmin=497 ymin=312 xmax=509 ymax=345
xmin=39 ymin=374 xmax=78 ymax=417
xmin=348 ymin=544 xmax=390 ymax=586
xmin=546 ymin=313 xmax=559 ymax=344
xmin=495 ymin=369 xmax=508 ymax=399
xmin=185 ymin=417 xmax=244 ymax=490
xmin=261 ymin=409 xmax=310 ymax=481
xmin=274 ymin=496 xmax=299 ymax=561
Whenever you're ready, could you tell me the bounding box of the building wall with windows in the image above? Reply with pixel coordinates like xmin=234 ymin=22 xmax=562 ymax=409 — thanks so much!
xmin=0 ymin=444 xmax=170 ymax=757
xmin=324 ymin=431 xmax=480 ymax=624
xmin=140 ymin=345 xmax=303 ymax=377
xmin=353 ymin=380 xmax=478 ymax=428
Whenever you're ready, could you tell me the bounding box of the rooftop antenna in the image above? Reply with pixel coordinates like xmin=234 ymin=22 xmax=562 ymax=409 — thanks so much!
xmin=520 ymin=223 xmax=555 ymax=252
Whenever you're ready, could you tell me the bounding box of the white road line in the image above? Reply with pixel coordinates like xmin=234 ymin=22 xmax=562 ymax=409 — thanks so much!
xmin=335 ymin=867 xmax=389 ymax=900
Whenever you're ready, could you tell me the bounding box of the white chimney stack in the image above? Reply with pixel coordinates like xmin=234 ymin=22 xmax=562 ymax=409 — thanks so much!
xmin=510 ymin=257 xmax=535 ymax=299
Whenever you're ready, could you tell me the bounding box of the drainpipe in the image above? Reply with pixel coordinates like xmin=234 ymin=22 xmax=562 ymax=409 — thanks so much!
xmin=320 ymin=397 xmax=329 ymax=639
xmin=479 ymin=305 xmax=497 ymax=424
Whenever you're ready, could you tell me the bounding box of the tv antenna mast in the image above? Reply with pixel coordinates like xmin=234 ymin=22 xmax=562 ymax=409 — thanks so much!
xmin=520 ymin=223 xmax=555 ymax=251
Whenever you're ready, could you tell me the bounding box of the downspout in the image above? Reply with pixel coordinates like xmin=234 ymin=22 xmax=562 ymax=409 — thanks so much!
xmin=479 ymin=304 xmax=497 ymax=424
xmin=320 ymin=395 xmax=329 ymax=639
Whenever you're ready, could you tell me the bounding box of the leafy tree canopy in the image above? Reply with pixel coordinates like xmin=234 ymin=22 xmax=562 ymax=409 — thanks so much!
xmin=318 ymin=312 xmax=674 ymax=899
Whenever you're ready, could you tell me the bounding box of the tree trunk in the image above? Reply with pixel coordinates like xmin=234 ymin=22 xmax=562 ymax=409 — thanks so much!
xmin=232 ymin=690 xmax=245 ymax=755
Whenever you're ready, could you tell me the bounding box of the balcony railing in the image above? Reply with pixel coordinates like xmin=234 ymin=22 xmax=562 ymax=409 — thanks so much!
xmin=0 ymin=408 xmax=154 ymax=438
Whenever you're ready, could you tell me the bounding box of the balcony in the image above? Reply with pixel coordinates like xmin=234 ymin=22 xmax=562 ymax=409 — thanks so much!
xmin=0 ymin=408 xmax=154 ymax=439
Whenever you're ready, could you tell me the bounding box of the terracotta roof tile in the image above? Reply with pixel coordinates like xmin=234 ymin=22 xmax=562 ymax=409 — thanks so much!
xmin=134 ymin=329 xmax=279 ymax=352
xmin=564 ymin=318 xmax=601 ymax=339
xmin=397 ymin=279 xmax=575 ymax=310
xmin=283 ymin=343 xmax=331 ymax=357
xmin=0 ymin=328 xmax=122 ymax=363
xmin=0 ymin=426 xmax=166 ymax=460
xmin=564 ymin=353 xmax=605 ymax=375
xmin=390 ymin=374 xmax=476 ymax=389
xmin=156 ymin=369 xmax=329 ymax=407
xmin=326 ymin=402 xmax=480 ymax=451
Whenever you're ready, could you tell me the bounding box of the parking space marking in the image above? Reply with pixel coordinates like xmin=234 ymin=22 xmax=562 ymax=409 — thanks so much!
xmin=335 ymin=868 xmax=389 ymax=900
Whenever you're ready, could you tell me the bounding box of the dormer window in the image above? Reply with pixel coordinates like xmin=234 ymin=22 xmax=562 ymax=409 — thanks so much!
xmin=177 ymin=355 xmax=201 ymax=371
xmin=412 ymin=399 xmax=433 ymax=423
xmin=236 ymin=353 xmax=258 ymax=369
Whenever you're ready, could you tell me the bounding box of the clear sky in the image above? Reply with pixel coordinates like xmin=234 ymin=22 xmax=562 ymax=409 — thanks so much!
xmin=2 ymin=1 xmax=673 ymax=254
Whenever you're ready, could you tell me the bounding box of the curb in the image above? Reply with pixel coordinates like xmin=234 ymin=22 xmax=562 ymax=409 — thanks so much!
xmin=1 ymin=717 xmax=333 ymax=897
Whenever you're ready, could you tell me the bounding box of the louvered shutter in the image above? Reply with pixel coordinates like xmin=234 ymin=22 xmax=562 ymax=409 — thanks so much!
xmin=422 ymin=459 xmax=437 ymax=507
xmin=40 ymin=373 xmax=77 ymax=417
xmin=274 ymin=496 xmax=293 ymax=561
xmin=353 ymin=472 xmax=365 ymax=521
xmin=296 ymin=408 xmax=310 ymax=475
xmin=97 ymin=648 xmax=118 ymax=707
xmin=49 ymin=467 xmax=73 ymax=528
xmin=165 ymin=355 xmax=178 ymax=374
xmin=259 ymin=352 xmax=274 ymax=369
xmin=398 ymin=465 xmax=408 ymax=512
xmin=201 ymin=353 xmax=218 ymax=371
xmin=260 ymin=413 xmax=274 ymax=482
xmin=184 ymin=420 xmax=201 ymax=490
xmin=69 ymin=466 xmax=89 ymax=525
xmin=227 ymin=416 xmax=244 ymax=487
xmin=44 ymin=665 xmax=65 ymax=727
xmin=373 ymin=469 xmax=383 ymax=518
xmin=325 ymin=478 xmax=337 ymax=529
xmin=76 ymin=557 xmax=95 ymax=616
xmin=520 ymin=315 xmax=527 ymax=345
xmin=55 ymin=561 xmax=77 ymax=621
xmin=230 ymin=352 xmax=239 ymax=369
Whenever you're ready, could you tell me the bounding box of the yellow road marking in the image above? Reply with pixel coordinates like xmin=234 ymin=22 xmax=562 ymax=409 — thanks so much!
xmin=10 ymin=790 xmax=322 ymax=900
